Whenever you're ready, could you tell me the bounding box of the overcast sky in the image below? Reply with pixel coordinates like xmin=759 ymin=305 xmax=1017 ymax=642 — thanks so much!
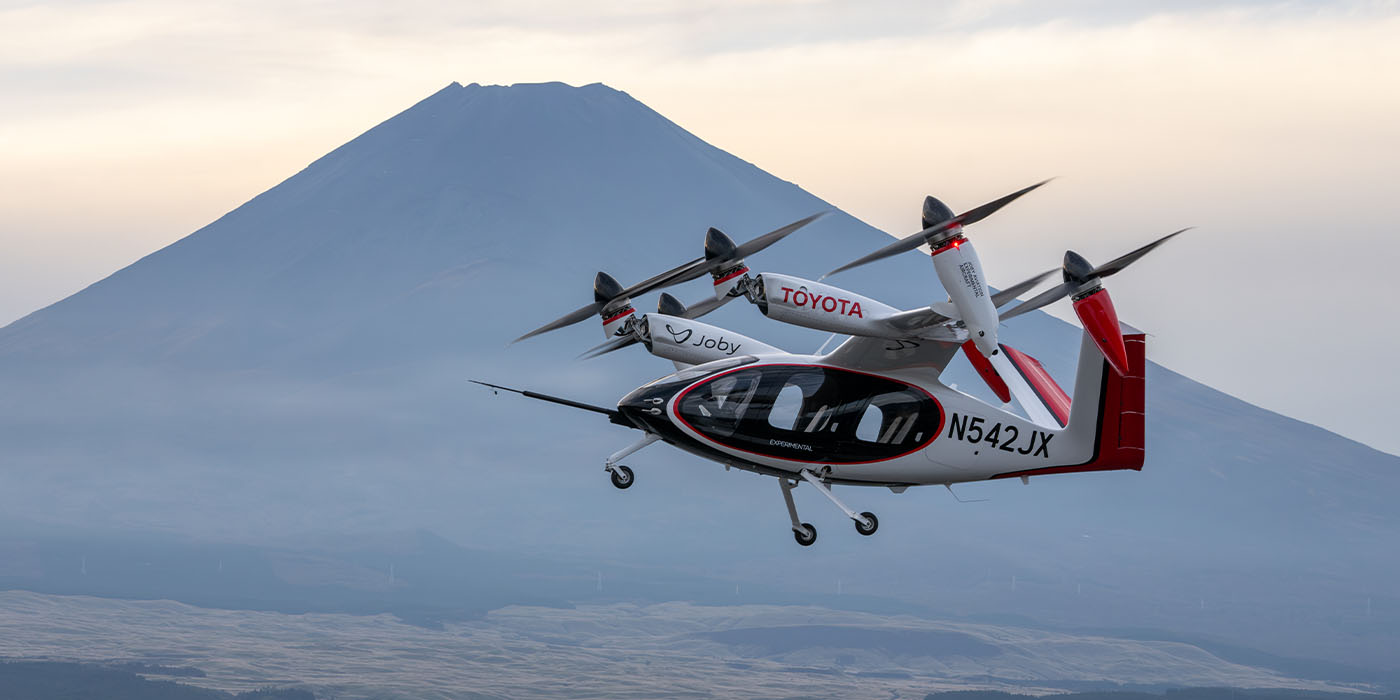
xmin=2 ymin=0 xmax=1398 ymax=453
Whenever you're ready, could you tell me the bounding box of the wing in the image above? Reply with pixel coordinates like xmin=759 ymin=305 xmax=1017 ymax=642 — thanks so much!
xmin=883 ymin=304 xmax=954 ymax=333
xmin=879 ymin=270 xmax=1057 ymax=335
xmin=821 ymin=335 xmax=961 ymax=374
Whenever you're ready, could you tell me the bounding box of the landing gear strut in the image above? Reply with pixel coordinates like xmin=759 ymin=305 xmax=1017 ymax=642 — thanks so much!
xmin=800 ymin=469 xmax=878 ymax=536
xmin=605 ymin=434 xmax=658 ymax=490
xmin=779 ymin=478 xmax=818 ymax=546
xmin=778 ymin=470 xmax=878 ymax=546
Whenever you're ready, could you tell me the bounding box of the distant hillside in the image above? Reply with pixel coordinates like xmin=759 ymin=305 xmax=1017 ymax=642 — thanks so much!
xmin=925 ymin=690 xmax=1400 ymax=700
xmin=0 ymin=661 xmax=310 ymax=700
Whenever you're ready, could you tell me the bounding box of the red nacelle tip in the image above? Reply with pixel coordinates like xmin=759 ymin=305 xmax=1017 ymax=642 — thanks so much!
xmin=961 ymin=340 xmax=1011 ymax=403
xmin=1072 ymin=288 xmax=1130 ymax=376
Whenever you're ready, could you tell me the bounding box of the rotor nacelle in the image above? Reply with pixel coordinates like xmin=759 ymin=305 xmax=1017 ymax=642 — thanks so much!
xmin=929 ymin=235 xmax=999 ymax=358
xmin=1072 ymin=286 xmax=1127 ymax=376
xmin=1060 ymin=250 xmax=1125 ymax=376
xmin=641 ymin=314 xmax=778 ymax=366
xmin=594 ymin=271 xmax=636 ymax=339
xmin=754 ymin=273 xmax=900 ymax=337
xmin=583 ymin=292 xmax=778 ymax=367
xmin=825 ymin=182 xmax=1051 ymax=360
xmin=704 ymin=227 xmax=753 ymax=300
xmin=999 ymin=230 xmax=1188 ymax=376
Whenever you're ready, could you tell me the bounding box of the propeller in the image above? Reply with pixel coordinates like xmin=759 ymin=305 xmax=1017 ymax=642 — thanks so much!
xmin=579 ymin=292 xmax=731 ymax=359
xmin=998 ymin=228 xmax=1189 ymax=323
xmin=822 ymin=179 xmax=1050 ymax=279
xmin=512 ymin=271 xmax=633 ymax=343
xmin=513 ymin=210 xmax=829 ymax=343
xmin=999 ymin=228 xmax=1188 ymax=375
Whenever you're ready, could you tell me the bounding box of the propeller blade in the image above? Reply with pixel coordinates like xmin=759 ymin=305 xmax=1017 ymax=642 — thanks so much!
xmin=823 ymin=179 xmax=1051 ymax=279
xmin=991 ymin=268 xmax=1058 ymax=309
xmin=513 ymin=301 xmax=603 ymax=343
xmin=619 ymin=258 xmax=710 ymax=299
xmin=516 ymin=260 xmax=706 ymax=344
xmin=681 ymin=294 xmax=731 ymax=319
xmin=1092 ymin=228 xmax=1190 ymax=278
xmin=732 ymin=210 xmax=831 ymax=261
xmin=956 ymin=179 xmax=1052 ymax=228
xmin=629 ymin=211 xmax=830 ymax=290
xmin=520 ymin=260 xmax=711 ymax=344
xmin=997 ymin=281 xmax=1072 ymax=322
xmin=822 ymin=229 xmax=931 ymax=280
xmin=521 ymin=212 xmax=824 ymax=342
xmin=579 ymin=335 xmax=638 ymax=360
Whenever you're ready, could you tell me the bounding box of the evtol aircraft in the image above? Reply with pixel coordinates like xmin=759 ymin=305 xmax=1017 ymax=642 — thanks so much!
xmin=476 ymin=181 xmax=1185 ymax=546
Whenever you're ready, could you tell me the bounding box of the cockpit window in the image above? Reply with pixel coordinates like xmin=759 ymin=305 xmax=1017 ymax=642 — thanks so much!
xmin=857 ymin=391 xmax=929 ymax=446
xmin=767 ymin=370 xmax=825 ymax=431
xmin=855 ymin=404 xmax=884 ymax=442
xmin=679 ymin=368 xmax=762 ymax=438
xmin=676 ymin=364 xmax=941 ymax=463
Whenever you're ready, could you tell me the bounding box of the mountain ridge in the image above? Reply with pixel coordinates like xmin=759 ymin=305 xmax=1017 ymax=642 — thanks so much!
xmin=0 ymin=80 xmax=1394 ymax=671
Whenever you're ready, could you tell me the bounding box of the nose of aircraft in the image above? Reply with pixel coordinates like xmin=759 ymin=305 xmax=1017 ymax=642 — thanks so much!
xmin=617 ymin=383 xmax=678 ymax=431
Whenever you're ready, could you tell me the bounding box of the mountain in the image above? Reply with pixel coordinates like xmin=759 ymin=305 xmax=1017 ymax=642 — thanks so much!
xmin=0 ymin=82 xmax=1395 ymax=676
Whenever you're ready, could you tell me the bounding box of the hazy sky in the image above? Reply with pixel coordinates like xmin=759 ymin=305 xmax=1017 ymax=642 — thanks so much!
xmin=3 ymin=0 xmax=1399 ymax=453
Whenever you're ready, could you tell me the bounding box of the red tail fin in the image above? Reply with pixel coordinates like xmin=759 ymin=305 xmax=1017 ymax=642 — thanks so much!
xmin=1093 ymin=332 xmax=1146 ymax=469
xmin=991 ymin=332 xmax=1145 ymax=480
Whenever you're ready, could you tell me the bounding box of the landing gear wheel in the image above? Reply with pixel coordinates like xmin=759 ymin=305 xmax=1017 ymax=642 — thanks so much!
xmin=609 ymin=465 xmax=634 ymax=490
xmin=854 ymin=512 xmax=879 ymax=536
xmin=793 ymin=523 xmax=817 ymax=547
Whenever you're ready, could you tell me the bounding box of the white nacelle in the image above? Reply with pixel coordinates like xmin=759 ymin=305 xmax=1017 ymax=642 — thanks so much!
xmin=930 ymin=237 xmax=999 ymax=357
xmin=711 ymin=261 xmax=750 ymax=300
xmin=600 ymin=300 xmax=637 ymax=339
xmin=756 ymin=273 xmax=900 ymax=337
xmin=641 ymin=314 xmax=778 ymax=365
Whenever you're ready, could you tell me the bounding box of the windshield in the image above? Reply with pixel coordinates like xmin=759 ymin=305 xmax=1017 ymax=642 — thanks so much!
xmin=675 ymin=364 xmax=942 ymax=463
xmin=651 ymin=355 xmax=759 ymax=386
xmin=678 ymin=368 xmax=762 ymax=438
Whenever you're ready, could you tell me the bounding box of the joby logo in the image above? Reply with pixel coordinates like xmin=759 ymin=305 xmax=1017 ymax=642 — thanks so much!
xmin=665 ymin=324 xmax=694 ymax=344
xmin=779 ymin=287 xmax=864 ymax=318
xmin=665 ymin=324 xmax=743 ymax=356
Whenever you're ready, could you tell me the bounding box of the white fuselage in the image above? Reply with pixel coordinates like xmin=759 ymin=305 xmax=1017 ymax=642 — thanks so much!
xmin=617 ymin=335 xmax=1116 ymax=488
